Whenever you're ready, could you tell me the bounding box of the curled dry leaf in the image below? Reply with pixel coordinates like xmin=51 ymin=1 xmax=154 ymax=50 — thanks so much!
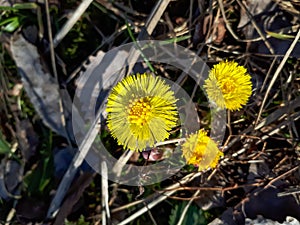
xmin=10 ymin=33 xmax=72 ymax=138
xmin=238 ymin=0 xmax=300 ymax=57
xmin=245 ymin=215 xmax=300 ymax=225
xmin=53 ymin=173 xmax=94 ymax=225
xmin=214 ymin=18 xmax=226 ymax=45
xmin=16 ymin=119 xmax=39 ymax=162
xmin=15 ymin=196 xmax=48 ymax=223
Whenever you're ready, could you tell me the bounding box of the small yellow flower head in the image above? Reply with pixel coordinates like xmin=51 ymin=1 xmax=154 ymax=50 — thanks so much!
xmin=182 ymin=130 xmax=223 ymax=171
xmin=106 ymin=73 xmax=178 ymax=151
xmin=204 ymin=60 xmax=252 ymax=111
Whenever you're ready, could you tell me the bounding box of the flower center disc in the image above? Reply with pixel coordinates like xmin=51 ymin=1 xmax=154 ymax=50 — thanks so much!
xmin=222 ymin=80 xmax=236 ymax=93
xmin=128 ymin=97 xmax=152 ymax=127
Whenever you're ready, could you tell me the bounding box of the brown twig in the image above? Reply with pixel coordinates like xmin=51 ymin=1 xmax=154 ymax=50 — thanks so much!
xmin=264 ymin=165 xmax=300 ymax=190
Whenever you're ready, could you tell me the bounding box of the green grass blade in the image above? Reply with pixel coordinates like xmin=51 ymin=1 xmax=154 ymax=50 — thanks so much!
xmin=161 ymin=35 xmax=192 ymax=44
xmin=3 ymin=17 xmax=20 ymax=32
xmin=126 ymin=21 xmax=156 ymax=73
xmin=0 ymin=3 xmax=38 ymax=11
xmin=267 ymin=31 xmax=297 ymax=40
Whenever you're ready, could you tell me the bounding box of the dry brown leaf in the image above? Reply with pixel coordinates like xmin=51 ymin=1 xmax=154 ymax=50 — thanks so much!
xmin=10 ymin=33 xmax=72 ymax=138
xmin=53 ymin=172 xmax=95 ymax=225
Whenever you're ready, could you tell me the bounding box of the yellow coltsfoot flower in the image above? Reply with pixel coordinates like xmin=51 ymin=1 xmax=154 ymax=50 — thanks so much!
xmin=106 ymin=73 xmax=178 ymax=151
xmin=182 ymin=130 xmax=223 ymax=171
xmin=204 ymin=60 xmax=252 ymax=111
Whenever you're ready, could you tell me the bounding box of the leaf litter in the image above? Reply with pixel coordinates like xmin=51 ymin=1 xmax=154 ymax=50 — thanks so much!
xmin=0 ymin=0 xmax=299 ymax=224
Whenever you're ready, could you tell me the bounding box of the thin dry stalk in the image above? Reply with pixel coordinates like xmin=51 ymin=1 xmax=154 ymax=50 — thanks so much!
xmin=122 ymin=0 xmax=171 ymax=77
xmin=255 ymin=28 xmax=300 ymax=125
xmin=256 ymin=111 xmax=300 ymax=145
xmin=44 ymin=0 xmax=72 ymax=147
xmin=53 ymin=0 xmax=94 ymax=47
xmin=264 ymin=165 xmax=300 ymax=190
xmin=101 ymin=162 xmax=110 ymax=224
xmin=117 ymin=172 xmax=202 ymax=225
xmin=255 ymin=96 xmax=300 ymax=130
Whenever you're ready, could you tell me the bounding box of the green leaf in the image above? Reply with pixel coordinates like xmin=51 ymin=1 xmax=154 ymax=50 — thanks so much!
xmin=0 ymin=16 xmax=18 ymax=27
xmin=0 ymin=131 xmax=11 ymax=154
xmin=169 ymin=201 xmax=208 ymax=225
xmin=91 ymin=1 xmax=108 ymax=13
xmin=23 ymin=153 xmax=54 ymax=196
xmin=38 ymin=155 xmax=53 ymax=193
xmin=12 ymin=3 xmax=38 ymax=10
xmin=0 ymin=6 xmax=18 ymax=11
xmin=65 ymin=215 xmax=90 ymax=225
xmin=0 ymin=16 xmax=22 ymax=32
xmin=3 ymin=17 xmax=20 ymax=32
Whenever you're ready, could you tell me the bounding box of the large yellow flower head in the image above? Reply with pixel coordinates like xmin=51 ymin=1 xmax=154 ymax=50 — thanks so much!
xmin=106 ymin=73 xmax=178 ymax=151
xmin=182 ymin=130 xmax=223 ymax=171
xmin=204 ymin=60 xmax=252 ymax=111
